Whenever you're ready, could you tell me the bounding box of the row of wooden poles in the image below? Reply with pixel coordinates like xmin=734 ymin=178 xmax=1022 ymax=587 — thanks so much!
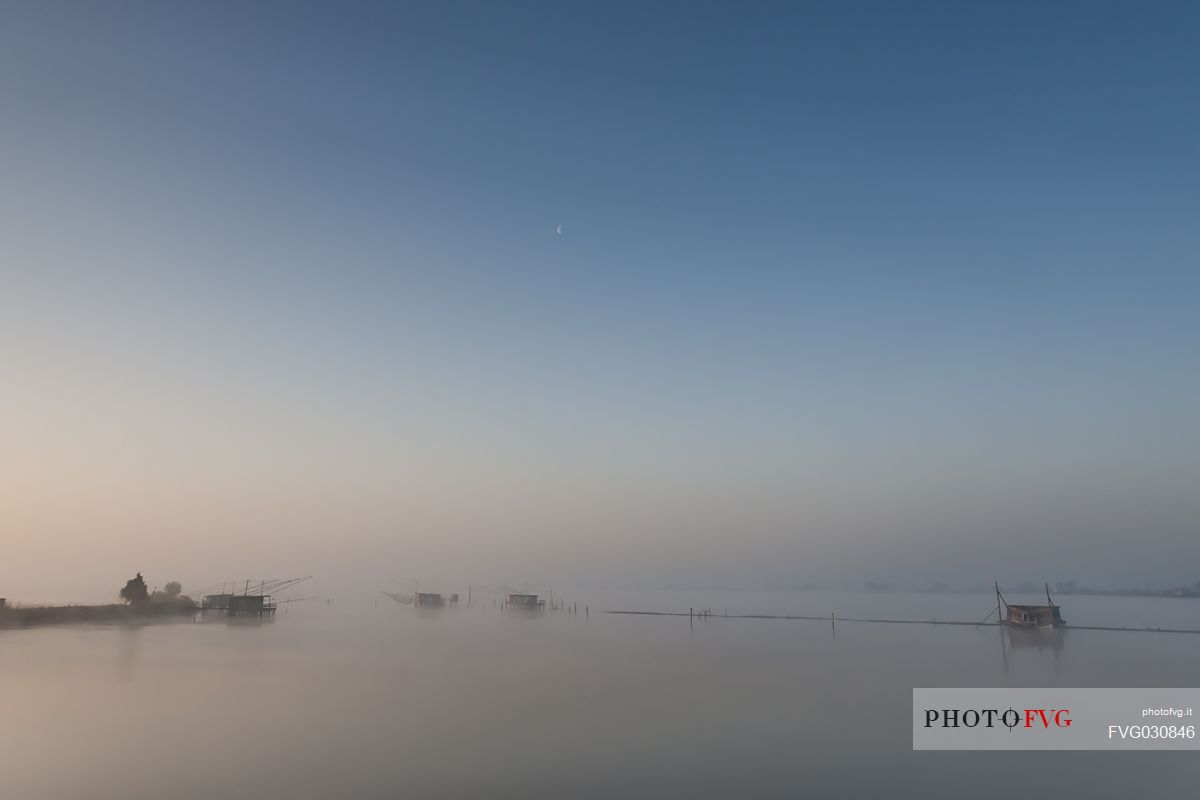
xmin=610 ymin=609 xmax=1200 ymax=635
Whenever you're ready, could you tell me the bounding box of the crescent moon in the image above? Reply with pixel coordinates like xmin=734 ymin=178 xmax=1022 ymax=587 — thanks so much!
xmin=556 ymin=224 xmax=563 ymax=235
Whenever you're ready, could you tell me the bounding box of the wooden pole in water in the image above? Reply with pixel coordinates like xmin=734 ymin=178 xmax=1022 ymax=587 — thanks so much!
xmin=995 ymin=581 xmax=1004 ymax=624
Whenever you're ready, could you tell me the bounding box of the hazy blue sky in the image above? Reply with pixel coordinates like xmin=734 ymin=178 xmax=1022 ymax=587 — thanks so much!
xmin=2 ymin=1 xmax=1197 ymax=600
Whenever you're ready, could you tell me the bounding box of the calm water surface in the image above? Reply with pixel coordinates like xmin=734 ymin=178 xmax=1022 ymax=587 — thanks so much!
xmin=2 ymin=591 xmax=1198 ymax=798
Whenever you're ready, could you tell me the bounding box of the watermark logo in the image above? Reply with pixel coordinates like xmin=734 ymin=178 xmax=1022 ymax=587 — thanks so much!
xmin=914 ymin=689 xmax=1198 ymax=750
xmin=923 ymin=707 xmax=1071 ymax=729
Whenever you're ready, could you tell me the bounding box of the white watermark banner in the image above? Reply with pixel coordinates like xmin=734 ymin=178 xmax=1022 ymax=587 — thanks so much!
xmin=913 ymin=688 xmax=1200 ymax=750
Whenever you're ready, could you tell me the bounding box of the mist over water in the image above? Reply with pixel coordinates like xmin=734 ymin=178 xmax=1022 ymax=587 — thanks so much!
xmin=3 ymin=591 xmax=1198 ymax=799
xmin=3 ymin=1 xmax=1199 ymax=796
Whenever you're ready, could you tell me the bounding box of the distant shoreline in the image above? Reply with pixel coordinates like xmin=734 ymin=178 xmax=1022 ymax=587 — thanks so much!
xmin=854 ymin=585 xmax=1200 ymax=600
xmin=672 ymin=584 xmax=1200 ymax=600
xmin=0 ymin=602 xmax=196 ymax=630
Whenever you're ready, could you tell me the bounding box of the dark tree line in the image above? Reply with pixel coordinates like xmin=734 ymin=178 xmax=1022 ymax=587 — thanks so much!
xmin=119 ymin=574 xmax=193 ymax=610
xmin=119 ymin=573 xmax=149 ymax=606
